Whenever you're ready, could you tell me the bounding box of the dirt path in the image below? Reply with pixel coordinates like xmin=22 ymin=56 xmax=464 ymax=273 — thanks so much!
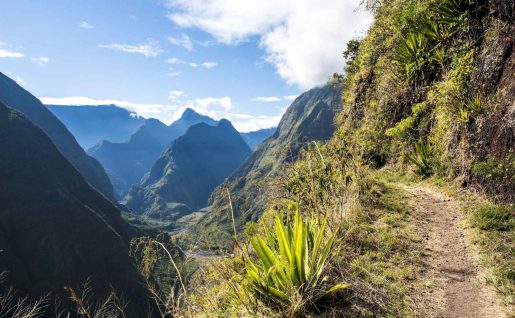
xmin=405 ymin=186 xmax=507 ymax=318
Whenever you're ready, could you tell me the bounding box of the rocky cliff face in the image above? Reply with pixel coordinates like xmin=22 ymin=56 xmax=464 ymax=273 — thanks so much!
xmin=124 ymin=119 xmax=251 ymax=220
xmin=89 ymin=108 xmax=216 ymax=197
xmin=0 ymin=72 xmax=114 ymax=199
xmin=0 ymin=102 xmax=150 ymax=315
xmin=190 ymin=83 xmax=343 ymax=248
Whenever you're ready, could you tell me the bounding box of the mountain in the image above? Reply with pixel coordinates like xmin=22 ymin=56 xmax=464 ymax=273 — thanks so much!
xmin=0 ymin=102 xmax=150 ymax=315
xmin=241 ymin=127 xmax=276 ymax=150
xmin=88 ymin=108 xmax=216 ymax=197
xmin=190 ymin=83 xmax=343 ymax=248
xmin=47 ymin=104 xmax=145 ymax=149
xmin=123 ymin=119 xmax=251 ymax=220
xmin=0 ymin=72 xmax=114 ymax=199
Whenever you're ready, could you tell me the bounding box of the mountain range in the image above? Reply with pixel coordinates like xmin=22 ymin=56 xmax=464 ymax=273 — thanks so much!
xmin=0 ymin=101 xmax=150 ymax=315
xmin=88 ymin=108 xmax=216 ymax=197
xmin=190 ymin=83 xmax=343 ymax=248
xmin=47 ymin=104 xmax=145 ymax=149
xmin=0 ymin=72 xmax=114 ymax=199
xmin=124 ymin=119 xmax=251 ymax=220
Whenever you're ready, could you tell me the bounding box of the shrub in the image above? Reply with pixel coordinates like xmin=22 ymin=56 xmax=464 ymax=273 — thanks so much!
xmin=473 ymin=203 xmax=514 ymax=231
xmin=404 ymin=139 xmax=433 ymax=177
xmin=243 ymin=205 xmax=350 ymax=316
xmin=396 ymin=33 xmax=428 ymax=79
xmin=472 ymin=153 xmax=515 ymax=202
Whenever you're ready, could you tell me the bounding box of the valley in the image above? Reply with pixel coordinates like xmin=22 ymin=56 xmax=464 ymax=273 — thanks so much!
xmin=0 ymin=0 xmax=513 ymax=317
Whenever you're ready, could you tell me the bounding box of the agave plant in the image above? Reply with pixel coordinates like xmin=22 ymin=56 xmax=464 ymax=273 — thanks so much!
xmin=405 ymin=139 xmax=433 ymax=177
xmin=396 ymin=33 xmax=428 ymax=79
xmin=244 ymin=206 xmax=349 ymax=313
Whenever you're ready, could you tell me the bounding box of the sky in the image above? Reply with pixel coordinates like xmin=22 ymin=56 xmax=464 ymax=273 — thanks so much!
xmin=0 ymin=0 xmax=372 ymax=132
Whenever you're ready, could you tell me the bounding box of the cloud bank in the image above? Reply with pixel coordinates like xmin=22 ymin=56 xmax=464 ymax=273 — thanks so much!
xmin=40 ymin=95 xmax=281 ymax=132
xmin=165 ymin=0 xmax=372 ymax=89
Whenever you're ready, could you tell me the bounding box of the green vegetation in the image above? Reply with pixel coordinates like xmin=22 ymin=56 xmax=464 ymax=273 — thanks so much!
xmin=404 ymin=139 xmax=433 ymax=177
xmin=472 ymin=153 xmax=515 ymax=202
xmin=244 ymin=206 xmax=349 ymax=315
xmin=171 ymin=0 xmax=513 ymax=315
xmin=3 ymin=0 xmax=513 ymax=316
xmin=136 ymin=0 xmax=513 ymax=315
xmin=458 ymin=196 xmax=515 ymax=307
xmin=179 ymin=141 xmax=420 ymax=317
xmin=473 ymin=204 xmax=514 ymax=231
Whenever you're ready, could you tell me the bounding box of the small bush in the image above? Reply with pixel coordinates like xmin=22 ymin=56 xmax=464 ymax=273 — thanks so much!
xmin=472 ymin=153 xmax=515 ymax=202
xmin=404 ymin=139 xmax=434 ymax=177
xmin=243 ymin=205 xmax=350 ymax=316
xmin=473 ymin=203 xmax=514 ymax=231
xmin=396 ymin=33 xmax=428 ymax=79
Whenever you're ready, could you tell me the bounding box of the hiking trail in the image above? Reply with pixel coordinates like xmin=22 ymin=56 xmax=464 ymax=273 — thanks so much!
xmin=405 ymin=186 xmax=507 ymax=318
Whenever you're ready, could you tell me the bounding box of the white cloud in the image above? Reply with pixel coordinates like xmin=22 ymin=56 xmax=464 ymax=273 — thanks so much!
xmin=186 ymin=96 xmax=232 ymax=112
xmin=40 ymin=95 xmax=281 ymax=131
xmin=201 ymin=61 xmax=218 ymax=69
xmin=167 ymin=57 xmax=184 ymax=64
xmin=167 ymin=57 xmax=218 ymax=69
xmin=14 ymin=76 xmax=25 ymax=86
xmin=78 ymin=21 xmax=94 ymax=29
xmin=252 ymin=96 xmax=281 ymax=102
xmin=39 ymin=96 xmax=179 ymax=121
xmin=168 ymin=34 xmax=193 ymax=51
xmin=227 ymin=113 xmax=281 ymax=132
xmin=283 ymin=94 xmax=298 ymax=101
xmin=165 ymin=0 xmax=372 ymax=89
xmin=168 ymin=70 xmax=181 ymax=77
xmin=98 ymin=39 xmax=163 ymax=57
xmin=31 ymin=56 xmax=50 ymax=65
xmin=168 ymin=90 xmax=184 ymax=100
xmin=0 ymin=43 xmax=24 ymax=58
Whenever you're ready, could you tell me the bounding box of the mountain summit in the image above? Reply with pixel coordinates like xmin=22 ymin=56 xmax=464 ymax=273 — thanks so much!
xmin=191 ymin=83 xmax=343 ymax=247
xmin=123 ymin=119 xmax=251 ymax=220
xmin=88 ymin=108 xmax=216 ymax=197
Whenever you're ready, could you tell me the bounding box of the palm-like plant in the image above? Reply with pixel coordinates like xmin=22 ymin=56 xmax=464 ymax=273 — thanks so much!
xmin=396 ymin=33 xmax=428 ymax=79
xmin=405 ymin=139 xmax=433 ymax=177
xmin=244 ymin=206 xmax=350 ymax=314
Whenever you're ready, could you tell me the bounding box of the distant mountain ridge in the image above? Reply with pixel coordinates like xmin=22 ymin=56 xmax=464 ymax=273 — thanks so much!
xmin=0 ymin=101 xmax=150 ymax=315
xmin=47 ymin=104 xmax=145 ymax=149
xmin=241 ymin=127 xmax=276 ymax=150
xmin=0 ymin=72 xmax=114 ymax=198
xmin=190 ymin=83 xmax=343 ymax=248
xmin=123 ymin=119 xmax=251 ymax=220
xmin=88 ymin=108 xmax=217 ymax=197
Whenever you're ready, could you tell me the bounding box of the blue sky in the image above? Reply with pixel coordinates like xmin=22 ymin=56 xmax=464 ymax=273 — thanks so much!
xmin=0 ymin=0 xmax=371 ymax=131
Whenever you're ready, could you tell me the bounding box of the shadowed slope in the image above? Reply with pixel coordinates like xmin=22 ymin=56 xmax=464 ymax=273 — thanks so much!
xmin=0 ymin=102 xmax=150 ymax=315
xmin=0 ymin=72 xmax=114 ymax=199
